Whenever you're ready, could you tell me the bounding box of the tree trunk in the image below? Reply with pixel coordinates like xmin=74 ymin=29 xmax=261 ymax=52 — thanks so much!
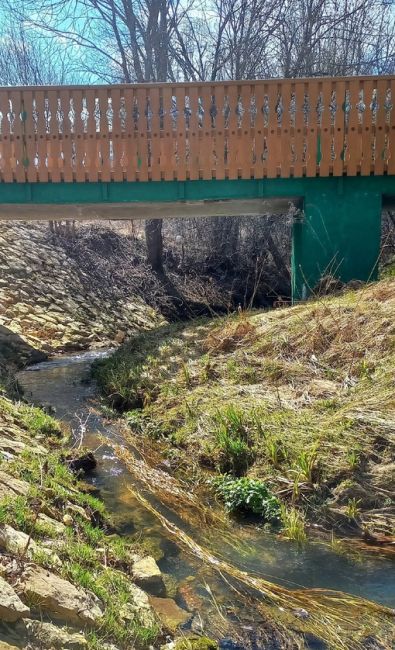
xmin=145 ymin=218 xmax=163 ymax=272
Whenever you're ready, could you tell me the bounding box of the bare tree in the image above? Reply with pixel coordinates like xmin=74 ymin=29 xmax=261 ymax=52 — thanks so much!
xmin=0 ymin=23 xmax=71 ymax=85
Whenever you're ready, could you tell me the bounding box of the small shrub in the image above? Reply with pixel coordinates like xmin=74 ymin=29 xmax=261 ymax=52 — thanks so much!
xmin=212 ymin=476 xmax=280 ymax=522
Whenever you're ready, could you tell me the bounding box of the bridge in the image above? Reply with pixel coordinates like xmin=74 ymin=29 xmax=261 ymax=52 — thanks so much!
xmin=0 ymin=75 xmax=394 ymax=300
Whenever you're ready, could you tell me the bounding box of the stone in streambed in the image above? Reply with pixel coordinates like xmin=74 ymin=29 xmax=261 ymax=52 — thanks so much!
xmin=148 ymin=595 xmax=191 ymax=632
xmin=67 ymin=452 xmax=97 ymax=475
xmin=0 ymin=575 xmax=30 ymax=622
xmin=132 ymin=554 xmax=166 ymax=595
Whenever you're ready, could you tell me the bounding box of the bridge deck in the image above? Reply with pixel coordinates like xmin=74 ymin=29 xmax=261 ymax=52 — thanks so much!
xmin=0 ymin=75 xmax=394 ymax=185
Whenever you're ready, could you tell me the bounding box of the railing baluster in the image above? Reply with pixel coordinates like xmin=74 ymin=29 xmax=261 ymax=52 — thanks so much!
xmin=187 ymin=86 xmax=199 ymax=180
xmin=280 ymin=80 xmax=291 ymax=178
xmin=375 ymin=77 xmax=388 ymax=176
xmin=360 ymin=79 xmax=374 ymax=176
xmin=214 ymin=84 xmax=225 ymax=180
xmin=388 ymin=78 xmax=395 ymax=176
xmin=226 ymin=84 xmax=239 ymax=179
xmin=60 ymin=89 xmax=73 ymax=182
xmin=46 ymin=89 xmax=61 ymax=182
xmin=10 ymin=90 xmax=25 ymax=182
xmin=175 ymin=86 xmax=186 ymax=181
xmin=240 ymin=83 xmax=252 ymax=179
xmin=266 ymin=81 xmax=280 ymax=178
xmin=345 ymin=78 xmax=361 ymax=176
xmin=85 ymin=88 xmax=98 ymax=182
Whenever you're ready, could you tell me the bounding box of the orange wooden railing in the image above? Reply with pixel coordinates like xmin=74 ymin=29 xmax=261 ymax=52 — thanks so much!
xmin=0 ymin=76 xmax=394 ymax=183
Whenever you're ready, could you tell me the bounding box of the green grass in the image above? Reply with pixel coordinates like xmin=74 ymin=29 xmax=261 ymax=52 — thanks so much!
xmin=0 ymin=394 xmax=158 ymax=649
xmin=18 ymin=404 xmax=62 ymax=438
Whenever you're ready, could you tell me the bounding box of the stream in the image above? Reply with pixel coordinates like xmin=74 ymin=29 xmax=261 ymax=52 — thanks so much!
xmin=17 ymin=350 xmax=395 ymax=649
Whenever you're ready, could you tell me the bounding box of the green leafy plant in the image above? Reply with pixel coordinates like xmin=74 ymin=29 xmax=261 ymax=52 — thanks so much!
xmin=212 ymin=476 xmax=280 ymax=521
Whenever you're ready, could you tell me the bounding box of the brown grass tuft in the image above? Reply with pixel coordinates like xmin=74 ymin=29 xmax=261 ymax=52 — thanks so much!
xmin=204 ymin=319 xmax=256 ymax=353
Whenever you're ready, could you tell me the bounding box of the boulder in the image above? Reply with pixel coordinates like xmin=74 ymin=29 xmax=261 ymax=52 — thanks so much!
xmin=148 ymin=596 xmax=191 ymax=632
xmin=24 ymin=619 xmax=87 ymax=649
xmin=19 ymin=565 xmax=103 ymax=625
xmin=132 ymin=555 xmax=166 ymax=595
xmin=0 ymin=575 xmax=30 ymax=622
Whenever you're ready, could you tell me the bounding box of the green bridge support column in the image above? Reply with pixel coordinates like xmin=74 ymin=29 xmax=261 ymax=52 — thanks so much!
xmin=291 ymin=177 xmax=383 ymax=301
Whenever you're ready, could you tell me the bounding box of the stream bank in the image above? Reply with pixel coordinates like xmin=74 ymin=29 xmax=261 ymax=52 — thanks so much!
xmin=12 ymin=349 xmax=395 ymax=650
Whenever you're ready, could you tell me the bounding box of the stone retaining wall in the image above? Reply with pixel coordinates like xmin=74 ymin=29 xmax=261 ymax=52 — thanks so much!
xmin=0 ymin=222 xmax=163 ymax=354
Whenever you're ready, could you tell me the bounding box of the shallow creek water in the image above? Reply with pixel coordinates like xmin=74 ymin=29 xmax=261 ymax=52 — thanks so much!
xmin=17 ymin=350 xmax=395 ymax=648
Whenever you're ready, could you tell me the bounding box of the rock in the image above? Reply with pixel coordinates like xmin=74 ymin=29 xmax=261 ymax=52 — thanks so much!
xmin=0 ymin=642 xmax=21 ymax=650
xmin=0 ymin=523 xmax=35 ymax=556
xmin=67 ymin=452 xmax=97 ymax=475
xmin=119 ymin=583 xmax=157 ymax=629
xmin=132 ymin=555 xmax=166 ymax=595
xmin=0 ymin=525 xmax=61 ymax=567
xmin=174 ymin=638 xmax=219 ymax=650
xmin=37 ymin=512 xmax=66 ymax=535
xmin=65 ymin=503 xmax=90 ymax=521
xmin=148 ymin=596 xmax=191 ymax=632
xmin=0 ymin=575 xmax=30 ymax=622
xmin=0 ymin=471 xmax=30 ymax=496
xmin=63 ymin=514 xmax=74 ymax=527
xmin=24 ymin=619 xmax=87 ymax=649
xmin=19 ymin=565 xmax=103 ymax=625
xmin=114 ymin=330 xmax=126 ymax=344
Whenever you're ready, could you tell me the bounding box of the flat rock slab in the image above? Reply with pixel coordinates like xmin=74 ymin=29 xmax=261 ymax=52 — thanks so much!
xmin=24 ymin=619 xmax=87 ymax=649
xmin=19 ymin=565 xmax=103 ymax=626
xmin=148 ymin=596 xmax=191 ymax=632
xmin=0 ymin=471 xmax=30 ymax=497
xmin=0 ymin=575 xmax=30 ymax=623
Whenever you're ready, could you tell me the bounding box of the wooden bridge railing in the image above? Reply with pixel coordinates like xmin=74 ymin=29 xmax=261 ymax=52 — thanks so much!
xmin=0 ymin=76 xmax=394 ymax=184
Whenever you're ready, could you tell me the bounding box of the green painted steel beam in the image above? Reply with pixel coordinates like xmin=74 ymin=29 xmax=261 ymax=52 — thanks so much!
xmin=0 ymin=176 xmax=393 ymax=204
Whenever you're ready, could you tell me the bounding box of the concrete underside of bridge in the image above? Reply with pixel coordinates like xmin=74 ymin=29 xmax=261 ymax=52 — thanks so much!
xmin=0 ymin=175 xmax=394 ymax=301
